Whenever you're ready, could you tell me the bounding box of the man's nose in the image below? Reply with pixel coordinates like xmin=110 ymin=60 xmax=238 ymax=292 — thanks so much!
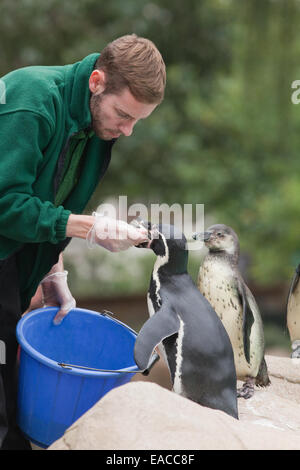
xmin=119 ymin=120 xmax=136 ymax=137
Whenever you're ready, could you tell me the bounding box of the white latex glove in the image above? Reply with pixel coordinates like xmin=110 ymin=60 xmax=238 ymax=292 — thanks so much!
xmin=86 ymin=213 xmax=149 ymax=252
xmin=40 ymin=270 xmax=76 ymax=325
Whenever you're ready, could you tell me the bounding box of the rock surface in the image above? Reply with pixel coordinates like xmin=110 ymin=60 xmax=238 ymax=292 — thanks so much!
xmin=49 ymin=355 xmax=300 ymax=450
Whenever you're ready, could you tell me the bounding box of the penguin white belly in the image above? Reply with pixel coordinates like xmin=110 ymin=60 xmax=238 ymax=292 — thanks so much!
xmin=287 ymin=283 xmax=300 ymax=342
xmin=198 ymin=261 xmax=258 ymax=379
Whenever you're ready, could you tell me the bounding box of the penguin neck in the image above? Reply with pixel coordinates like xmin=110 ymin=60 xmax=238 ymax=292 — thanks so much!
xmin=207 ymin=249 xmax=239 ymax=266
xmin=154 ymin=249 xmax=188 ymax=277
xmin=150 ymin=250 xmax=188 ymax=311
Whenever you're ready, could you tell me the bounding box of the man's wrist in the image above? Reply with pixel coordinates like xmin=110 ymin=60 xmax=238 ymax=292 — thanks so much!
xmin=66 ymin=214 xmax=95 ymax=239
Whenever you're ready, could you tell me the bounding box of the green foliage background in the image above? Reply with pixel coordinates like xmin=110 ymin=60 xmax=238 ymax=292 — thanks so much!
xmin=1 ymin=0 xmax=300 ymax=287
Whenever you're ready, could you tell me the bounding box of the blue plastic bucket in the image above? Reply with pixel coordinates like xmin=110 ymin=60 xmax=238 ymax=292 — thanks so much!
xmin=16 ymin=307 xmax=140 ymax=448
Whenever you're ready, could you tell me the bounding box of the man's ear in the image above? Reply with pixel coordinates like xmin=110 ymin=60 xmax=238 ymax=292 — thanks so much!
xmin=89 ymin=69 xmax=106 ymax=95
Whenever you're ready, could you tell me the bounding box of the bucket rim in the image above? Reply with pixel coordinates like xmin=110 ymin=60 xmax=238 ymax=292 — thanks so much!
xmin=16 ymin=307 xmax=139 ymax=377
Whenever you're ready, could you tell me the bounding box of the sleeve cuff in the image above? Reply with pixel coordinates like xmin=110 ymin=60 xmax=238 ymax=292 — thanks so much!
xmin=55 ymin=209 xmax=72 ymax=241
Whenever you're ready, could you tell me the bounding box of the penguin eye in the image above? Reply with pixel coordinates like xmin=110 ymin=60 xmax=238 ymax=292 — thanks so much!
xmin=217 ymin=232 xmax=224 ymax=237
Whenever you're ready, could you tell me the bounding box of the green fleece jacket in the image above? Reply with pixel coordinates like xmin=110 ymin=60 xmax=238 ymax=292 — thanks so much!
xmin=0 ymin=54 xmax=114 ymax=310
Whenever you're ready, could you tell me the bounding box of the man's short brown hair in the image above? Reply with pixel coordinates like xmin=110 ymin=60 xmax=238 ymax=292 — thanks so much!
xmin=95 ymin=34 xmax=166 ymax=104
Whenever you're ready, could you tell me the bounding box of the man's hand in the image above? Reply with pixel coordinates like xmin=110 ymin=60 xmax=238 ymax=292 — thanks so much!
xmin=65 ymin=212 xmax=149 ymax=252
xmin=40 ymin=270 xmax=76 ymax=325
xmin=40 ymin=253 xmax=76 ymax=325
xmin=87 ymin=213 xmax=149 ymax=252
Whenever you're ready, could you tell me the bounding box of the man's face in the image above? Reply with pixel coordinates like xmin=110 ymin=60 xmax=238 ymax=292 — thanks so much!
xmin=90 ymin=86 xmax=157 ymax=141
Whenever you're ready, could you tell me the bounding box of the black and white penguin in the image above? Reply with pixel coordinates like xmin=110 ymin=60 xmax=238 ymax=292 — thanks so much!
xmin=134 ymin=223 xmax=238 ymax=419
xmin=193 ymin=224 xmax=270 ymax=399
xmin=287 ymin=264 xmax=300 ymax=357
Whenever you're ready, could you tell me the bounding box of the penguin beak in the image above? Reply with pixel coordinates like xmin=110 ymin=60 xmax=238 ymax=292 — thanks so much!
xmin=192 ymin=232 xmax=211 ymax=242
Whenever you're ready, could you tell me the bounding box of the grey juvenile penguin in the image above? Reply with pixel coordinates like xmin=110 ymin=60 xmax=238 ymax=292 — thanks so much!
xmin=287 ymin=264 xmax=300 ymax=357
xmin=194 ymin=224 xmax=270 ymax=398
xmin=134 ymin=223 xmax=238 ymax=419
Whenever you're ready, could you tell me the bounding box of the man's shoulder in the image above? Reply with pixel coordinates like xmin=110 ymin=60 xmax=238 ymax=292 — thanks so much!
xmin=0 ymin=64 xmax=70 ymax=124
xmin=3 ymin=63 xmax=67 ymax=93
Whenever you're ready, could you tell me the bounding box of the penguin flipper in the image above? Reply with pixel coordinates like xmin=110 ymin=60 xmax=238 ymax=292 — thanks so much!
xmin=286 ymin=264 xmax=300 ymax=311
xmin=237 ymin=279 xmax=255 ymax=365
xmin=134 ymin=304 xmax=180 ymax=371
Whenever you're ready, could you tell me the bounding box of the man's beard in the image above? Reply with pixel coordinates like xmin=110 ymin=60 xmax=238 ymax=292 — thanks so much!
xmin=90 ymin=93 xmax=119 ymax=141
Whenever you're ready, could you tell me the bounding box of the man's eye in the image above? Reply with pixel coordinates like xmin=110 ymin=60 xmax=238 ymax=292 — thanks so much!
xmin=118 ymin=111 xmax=130 ymax=119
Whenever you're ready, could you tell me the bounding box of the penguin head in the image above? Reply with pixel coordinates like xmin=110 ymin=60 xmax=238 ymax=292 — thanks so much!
xmin=137 ymin=222 xmax=188 ymax=274
xmin=151 ymin=224 xmax=188 ymax=274
xmin=194 ymin=224 xmax=240 ymax=259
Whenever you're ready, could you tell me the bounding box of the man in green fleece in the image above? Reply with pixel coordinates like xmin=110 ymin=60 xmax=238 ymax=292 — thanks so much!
xmin=0 ymin=34 xmax=166 ymax=449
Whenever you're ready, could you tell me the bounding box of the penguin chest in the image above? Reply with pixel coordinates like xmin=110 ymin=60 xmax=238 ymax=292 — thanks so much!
xmin=287 ymin=283 xmax=300 ymax=342
xmin=198 ymin=260 xmax=253 ymax=378
xmin=198 ymin=260 xmax=241 ymax=328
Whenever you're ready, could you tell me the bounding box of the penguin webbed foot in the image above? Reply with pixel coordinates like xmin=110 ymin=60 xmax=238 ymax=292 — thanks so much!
xmin=291 ymin=341 xmax=300 ymax=359
xmin=291 ymin=347 xmax=300 ymax=359
xmin=237 ymin=377 xmax=255 ymax=399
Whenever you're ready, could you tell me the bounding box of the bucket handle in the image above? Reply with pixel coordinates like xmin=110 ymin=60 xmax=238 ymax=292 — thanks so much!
xmin=56 ymin=310 xmax=160 ymax=375
xmin=57 ymin=351 xmax=160 ymax=376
